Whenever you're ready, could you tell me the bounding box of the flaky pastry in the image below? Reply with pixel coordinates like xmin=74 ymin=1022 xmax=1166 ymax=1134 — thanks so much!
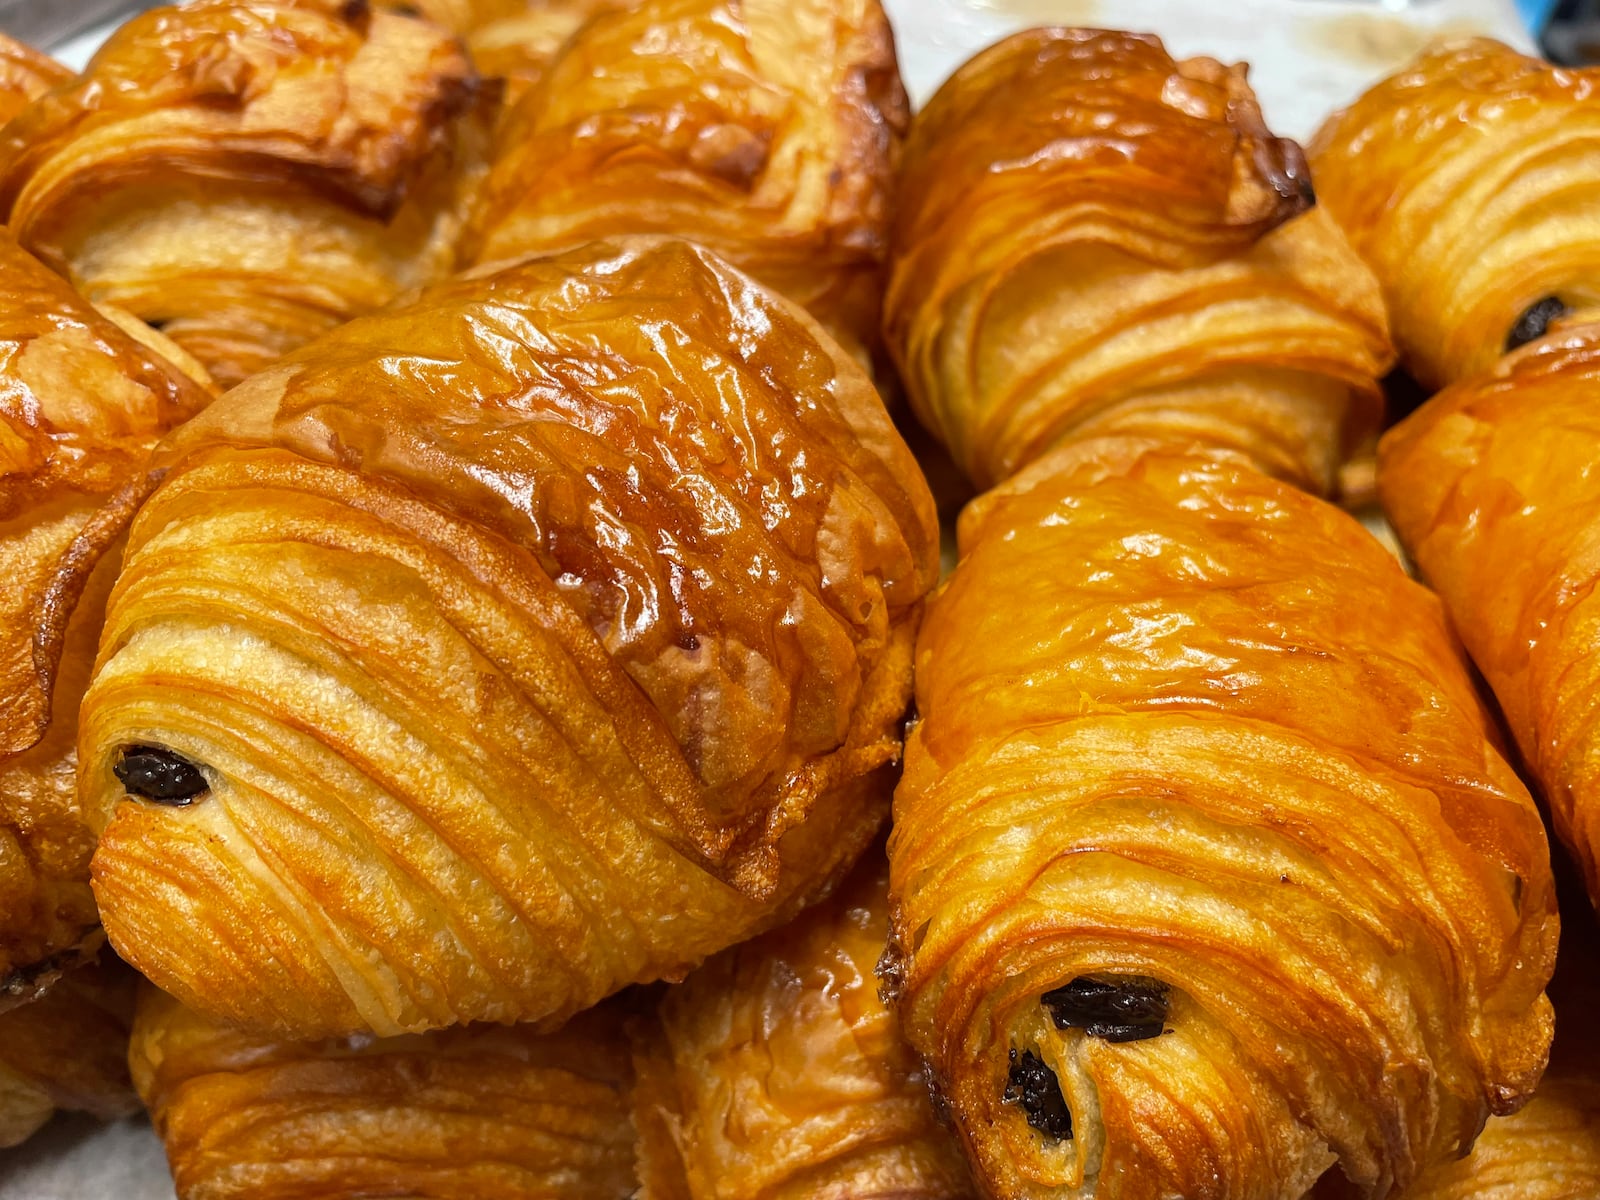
xmin=466 ymin=0 xmax=906 ymax=352
xmin=1310 ymin=39 xmax=1600 ymax=390
xmin=0 ymin=230 xmax=213 ymax=1003
xmin=0 ymin=32 xmax=66 ymax=130
xmin=0 ymin=0 xmax=482 ymax=387
xmin=882 ymin=28 xmax=1391 ymax=494
xmin=1379 ymin=323 xmax=1600 ymax=915
xmin=889 ymin=438 xmax=1556 ymax=1199
xmin=131 ymin=986 xmax=637 ymax=1199
xmin=80 ymin=236 xmax=938 ymax=1040
xmin=632 ymin=848 xmax=975 ymax=1200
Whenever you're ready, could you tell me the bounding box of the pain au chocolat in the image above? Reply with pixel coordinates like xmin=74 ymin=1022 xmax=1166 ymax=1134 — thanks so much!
xmin=1310 ymin=39 xmax=1600 ymax=390
xmin=0 ymin=0 xmax=484 ymax=388
xmin=1 ymin=230 xmax=213 ymax=1004
xmin=631 ymin=847 xmax=975 ymax=1200
xmin=466 ymin=0 xmax=906 ymax=354
xmin=79 ymin=236 xmax=938 ymax=1040
xmin=882 ymin=28 xmax=1390 ymax=494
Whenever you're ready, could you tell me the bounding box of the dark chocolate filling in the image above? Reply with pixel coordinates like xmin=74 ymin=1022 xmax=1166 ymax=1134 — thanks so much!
xmin=1042 ymin=976 xmax=1169 ymax=1043
xmin=1506 ymin=296 xmax=1568 ymax=352
xmin=1004 ymin=1048 xmax=1073 ymax=1140
xmin=113 ymin=746 xmax=210 ymax=805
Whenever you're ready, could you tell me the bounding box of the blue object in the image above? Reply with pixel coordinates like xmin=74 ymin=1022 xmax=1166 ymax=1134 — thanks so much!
xmin=1518 ymin=0 xmax=1561 ymax=32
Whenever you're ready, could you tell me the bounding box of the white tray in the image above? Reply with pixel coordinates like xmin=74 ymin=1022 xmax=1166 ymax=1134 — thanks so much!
xmin=1 ymin=0 xmax=1528 ymax=1196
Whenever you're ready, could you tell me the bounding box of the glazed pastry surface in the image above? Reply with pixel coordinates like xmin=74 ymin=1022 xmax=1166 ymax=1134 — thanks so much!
xmin=0 ymin=959 xmax=139 ymax=1148
xmin=883 ymin=28 xmax=1390 ymax=493
xmin=81 ymin=236 xmax=938 ymax=1040
xmin=890 ymin=437 xmax=1556 ymax=1200
xmin=632 ymin=848 xmax=975 ymax=1200
xmin=467 ymin=0 xmax=906 ymax=351
xmin=1310 ymin=39 xmax=1600 ymax=389
xmin=0 ymin=32 xmax=66 ymax=129
xmin=1380 ymin=324 xmax=1600 ymax=914
xmin=0 ymin=230 xmax=212 ymax=1001
xmin=0 ymin=0 xmax=482 ymax=386
xmin=131 ymin=986 xmax=638 ymax=1199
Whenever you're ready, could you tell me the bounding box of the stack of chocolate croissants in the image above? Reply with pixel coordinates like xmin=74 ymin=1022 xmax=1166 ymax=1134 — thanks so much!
xmin=2 ymin=3 xmax=1599 ymax=1197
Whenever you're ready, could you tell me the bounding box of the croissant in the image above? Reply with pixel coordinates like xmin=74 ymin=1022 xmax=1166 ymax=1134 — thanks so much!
xmin=130 ymin=986 xmax=638 ymax=1199
xmin=0 ymin=230 xmax=213 ymax=1002
xmin=881 ymin=28 xmax=1391 ymax=494
xmin=887 ymin=436 xmax=1557 ymax=1199
xmin=0 ymin=0 xmax=482 ymax=388
xmin=79 ymin=236 xmax=939 ymax=1040
xmin=631 ymin=847 xmax=975 ymax=1200
xmin=0 ymin=960 xmax=139 ymax=1148
xmin=465 ymin=0 xmax=906 ymax=353
xmin=1309 ymin=39 xmax=1600 ymax=391
xmin=0 ymin=32 xmax=66 ymax=129
xmin=1378 ymin=324 xmax=1600 ymax=918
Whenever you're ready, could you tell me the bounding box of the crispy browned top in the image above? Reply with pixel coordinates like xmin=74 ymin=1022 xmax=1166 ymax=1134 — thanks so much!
xmin=0 ymin=32 xmax=67 ymax=130
xmin=0 ymin=0 xmax=477 ymax=225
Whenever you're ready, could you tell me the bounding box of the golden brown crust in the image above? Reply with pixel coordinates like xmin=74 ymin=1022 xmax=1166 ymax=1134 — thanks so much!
xmin=131 ymin=986 xmax=638 ymax=1199
xmin=0 ymin=32 xmax=67 ymax=131
xmin=0 ymin=0 xmax=482 ymax=387
xmin=1309 ymin=39 xmax=1600 ymax=391
xmin=465 ymin=1 xmax=632 ymax=106
xmin=891 ymin=437 xmax=1556 ymax=1199
xmin=883 ymin=27 xmax=1391 ymax=494
xmin=632 ymin=849 xmax=976 ymax=1200
xmin=81 ymin=236 xmax=937 ymax=1040
xmin=0 ymin=959 xmax=139 ymax=1149
xmin=0 ymin=231 xmax=213 ymax=997
xmin=1379 ymin=323 xmax=1600 ymax=916
xmin=466 ymin=0 xmax=907 ymax=352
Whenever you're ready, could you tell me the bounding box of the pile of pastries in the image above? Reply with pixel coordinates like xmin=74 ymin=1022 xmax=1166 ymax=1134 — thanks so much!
xmin=2 ymin=3 xmax=1600 ymax=1197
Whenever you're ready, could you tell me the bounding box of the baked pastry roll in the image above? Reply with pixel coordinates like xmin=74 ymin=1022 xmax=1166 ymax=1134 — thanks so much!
xmin=0 ymin=0 xmax=482 ymax=388
xmin=632 ymin=848 xmax=974 ymax=1200
xmin=1379 ymin=323 xmax=1600 ymax=914
xmin=0 ymin=959 xmax=139 ymax=1148
xmin=131 ymin=986 xmax=637 ymax=1199
xmin=0 ymin=33 xmax=66 ymax=130
xmin=466 ymin=0 xmax=906 ymax=352
xmin=883 ymin=28 xmax=1391 ymax=494
xmin=0 ymin=231 xmax=213 ymax=1002
xmin=80 ymin=236 xmax=939 ymax=1041
xmin=889 ymin=437 xmax=1556 ymax=1199
xmin=1310 ymin=39 xmax=1600 ymax=391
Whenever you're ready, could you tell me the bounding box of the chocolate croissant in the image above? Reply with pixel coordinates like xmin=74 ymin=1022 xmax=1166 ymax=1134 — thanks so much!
xmin=0 ymin=0 xmax=482 ymax=388
xmin=80 ymin=236 xmax=939 ymax=1040
xmin=1309 ymin=39 xmax=1600 ymax=391
xmin=882 ymin=28 xmax=1391 ymax=494
xmin=131 ymin=986 xmax=638 ymax=1199
xmin=466 ymin=0 xmax=906 ymax=352
xmin=0 ymin=230 xmax=213 ymax=1001
xmin=888 ymin=437 xmax=1556 ymax=1199
xmin=632 ymin=847 xmax=975 ymax=1200
xmin=1379 ymin=324 xmax=1600 ymax=915
xmin=0 ymin=32 xmax=66 ymax=129
xmin=0 ymin=960 xmax=139 ymax=1148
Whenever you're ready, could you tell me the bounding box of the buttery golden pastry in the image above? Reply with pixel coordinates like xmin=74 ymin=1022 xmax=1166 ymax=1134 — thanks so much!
xmin=131 ymin=986 xmax=637 ymax=1199
xmin=466 ymin=1 xmax=631 ymax=105
xmin=883 ymin=28 xmax=1391 ymax=494
xmin=632 ymin=848 xmax=975 ymax=1200
xmin=1379 ymin=323 xmax=1600 ymax=915
xmin=0 ymin=0 xmax=483 ymax=388
xmin=0 ymin=33 xmax=67 ymax=129
xmin=0 ymin=230 xmax=213 ymax=1003
xmin=1309 ymin=39 xmax=1600 ymax=391
xmin=466 ymin=0 xmax=906 ymax=352
xmin=80 ymin=236 xmax=939 ymax=1041
xmin=889 ymin=436 xmax=1556 ymax=1200
xmin=0 ymin=959 xmax=139 ymax=1148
